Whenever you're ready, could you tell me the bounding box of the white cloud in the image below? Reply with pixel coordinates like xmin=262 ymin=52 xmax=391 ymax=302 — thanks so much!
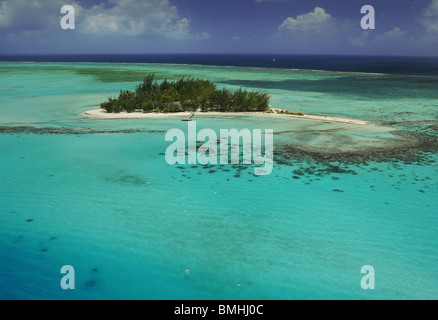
xmin=79 ymin=0 xmax=176 ymax=36
xmin=375 ymin=27 xmax=407 ymax=43
xmin=0 ymin=0 xmax=66 ymax=30
xmin=164 ymin=17 xmax=210 ymax=40
xmin=421 ymin=0 xmax=438 ymax=33
xmin=350 ymin=27 xmax=410 ymax=48
xmin=0 ymin=1 xmax=12 ymax=28
xmin=78 ymin=0 xmax=210 ymax=40
xmin=277 ymin=7 xmax=333 ymax=35
xmin=349 ymin=32 xmax=370 ymax=48
xmin=349 ymin=27 xmax=420 ymax=55
xmin=0 ymin=0 xmax=209 ymax=40
xmin=271 ymin=6 xmax=352 ymax=50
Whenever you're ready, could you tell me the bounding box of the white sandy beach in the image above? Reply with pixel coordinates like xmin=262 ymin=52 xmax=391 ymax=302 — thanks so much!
xmin=83 ymin=107 xmax=371 ymax=126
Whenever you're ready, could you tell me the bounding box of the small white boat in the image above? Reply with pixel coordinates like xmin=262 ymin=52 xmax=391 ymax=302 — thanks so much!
xmin=182 ymin=112 xmax=195 ymax=121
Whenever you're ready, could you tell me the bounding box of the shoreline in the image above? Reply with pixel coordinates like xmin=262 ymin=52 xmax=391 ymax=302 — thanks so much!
xmin=83 ymin=108 xmax=371 ymax=126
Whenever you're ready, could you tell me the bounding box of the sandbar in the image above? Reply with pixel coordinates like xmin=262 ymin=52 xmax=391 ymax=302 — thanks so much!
xmin=83 ymin=108 xmax=371 ymax=126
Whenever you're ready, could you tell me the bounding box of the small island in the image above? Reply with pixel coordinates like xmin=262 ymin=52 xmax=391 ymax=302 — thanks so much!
xmin=100 ymin=73 xmax=270 ymax=113
xmin=89 ymin=73 xmax=371 ymax=126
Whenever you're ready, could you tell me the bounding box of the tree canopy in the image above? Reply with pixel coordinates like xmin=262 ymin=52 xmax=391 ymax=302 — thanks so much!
xmin=100 ymin=73 xmax=270 ymax=113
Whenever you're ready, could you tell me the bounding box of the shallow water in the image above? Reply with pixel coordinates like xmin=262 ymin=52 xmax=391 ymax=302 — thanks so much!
xmin=0 ymin=62 xmax=437 ymax=299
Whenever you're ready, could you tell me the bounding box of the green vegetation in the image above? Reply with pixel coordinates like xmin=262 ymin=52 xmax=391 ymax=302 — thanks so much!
xmin=100 ymin=73 xmax=270 ymax=113
xmin=276 ymin=109 xmax=305 ymax=116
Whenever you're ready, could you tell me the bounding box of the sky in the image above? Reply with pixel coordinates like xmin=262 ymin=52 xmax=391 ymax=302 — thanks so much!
xmin=0 ymin=0 xmax=437 ymax=56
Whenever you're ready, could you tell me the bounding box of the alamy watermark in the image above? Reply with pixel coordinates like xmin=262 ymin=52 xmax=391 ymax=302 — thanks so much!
xmin=164 ymin=121 xmax=274 ymax=176
xmin=361 ymin=5 xmax=375 ymax=30
xmin=361 ymin=265 xmax=375 ymax=290
xmin=60 ymin=5 xmax=75 ymax=30
xmin=60 ymin=265 xmax=75 ymax=290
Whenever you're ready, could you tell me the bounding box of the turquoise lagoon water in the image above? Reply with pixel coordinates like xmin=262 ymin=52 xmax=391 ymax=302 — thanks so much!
xmin=0 ymin=62 xmax=437 ymax=299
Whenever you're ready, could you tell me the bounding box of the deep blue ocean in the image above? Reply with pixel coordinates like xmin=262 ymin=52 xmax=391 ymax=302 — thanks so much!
xmin=1 ymin=54 xmax=438 ymax=76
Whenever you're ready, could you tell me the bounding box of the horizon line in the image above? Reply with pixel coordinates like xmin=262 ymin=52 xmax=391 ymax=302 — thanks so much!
xmin=1 ymin=53 xmax=438 ymax=59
